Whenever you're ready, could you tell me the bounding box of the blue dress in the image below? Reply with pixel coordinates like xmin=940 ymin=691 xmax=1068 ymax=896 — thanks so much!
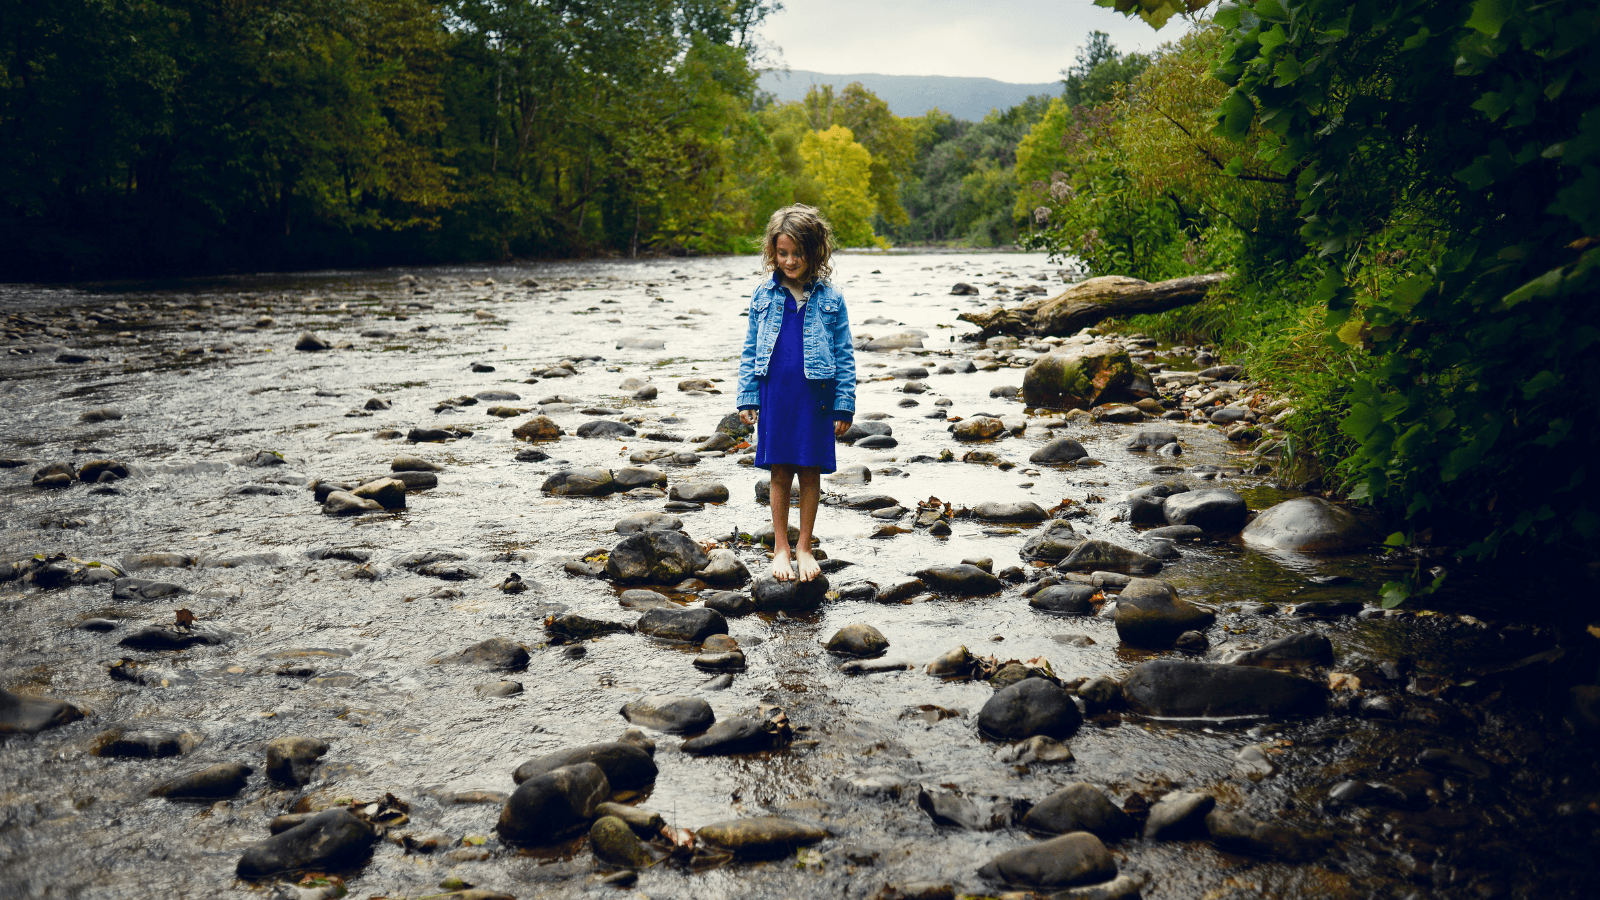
xmin=754 ymin=290 xmax=837 ymax=473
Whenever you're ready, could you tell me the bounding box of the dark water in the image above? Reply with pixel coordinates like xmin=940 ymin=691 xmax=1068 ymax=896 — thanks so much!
xmin=0 ymin=254 xmax=1589 ymax=900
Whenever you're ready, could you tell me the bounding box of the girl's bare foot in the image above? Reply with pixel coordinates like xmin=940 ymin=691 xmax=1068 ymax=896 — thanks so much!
xmin=772 ymin=548 xmax=795 ymax=582
xmin=795 ymin=550 xmax=821 ymax=582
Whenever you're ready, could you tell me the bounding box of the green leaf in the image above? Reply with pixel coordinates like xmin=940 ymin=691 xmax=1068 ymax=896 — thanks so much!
xmin=1465 ymin=0 xmax=1513 ymax=37
xmin=1258 ymin=25 xmax=1288 ymax=51
xmin=1216 ymin=92 xmax=1255 ymax=141
xmin=1500 ymin=265 xmax=1565 ymax=307
xmin=1273 ymin=55 xmax=1302 ymax=85
xmin=1388 ymin=274 xmax=1433 ymax=312
xmin=1379 ymin=580 xmax=1410 ymax=609
xmin=1254 ymin=0 xmax=1290 ymax=23
xmin=1521 ymin=370 xmax=1558 ymax=399
xmin=1383 ymin=531 xmax=1408 ymax=547
xmin=1214 ymin=2 xmax=1242 ymax=30
xmin=1223 ymin=154 xmax=1245 ymax=177
xmin=1471 ymin=90 xmax=1512 ymax=122
xmin=1347 ymin=482 xmax=1371 ymax=501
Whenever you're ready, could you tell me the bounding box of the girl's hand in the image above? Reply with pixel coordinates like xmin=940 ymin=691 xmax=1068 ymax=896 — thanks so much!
xmin=834 ymin=420 xmax=850 ymax=437
xmin=740 ymin=409 xmax=758 ymax=426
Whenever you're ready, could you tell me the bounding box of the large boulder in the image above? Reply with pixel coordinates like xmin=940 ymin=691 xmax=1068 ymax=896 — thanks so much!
xmin=1056 ymin=540 xmax=1162 ymax=575
xmin=1021 ymin=344 xmax=1137 ymax=410
xmin=541 ymin=468 xmax=616 ymax=497
xmin=1113 ymin=579 xmax=1215 ymax=648
xmin=1241 ymin=497 xmax=1375 ymax=552
xmin=636 ymin=607 xmax=728 ymax=643
xmin=236 ymin=809 xmax=375 ymax=877
xmin=512 ymin=742 xmax=657 ymax=790
xmin=977 ymin=678 xmax=1082 ymax=740
xmin=751 ymin=573 xmax=830 ymax=611
xmin=497 ymin=762 xmax=610 ymax=845
xmin=1163 ymin=489 xmax=1248 ymax=531
xmin=606 ymin=530 xmax=710 ymax=584
xmin=0 ymin=687 xmax=84 ymax=735
xmin=914 ymin=564 xmax=1002 ymax=596
xmin=1021 ymin=783 xmax=1135 ymax=840
xmin=978 ymin=831 xmax=1117 ymax=889
xmin=1121 ymin=660 xmax=1327 ymax=718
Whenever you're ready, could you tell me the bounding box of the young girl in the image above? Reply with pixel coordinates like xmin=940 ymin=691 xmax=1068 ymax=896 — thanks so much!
xmin=736 ymin=205 xmax=857 ymax=583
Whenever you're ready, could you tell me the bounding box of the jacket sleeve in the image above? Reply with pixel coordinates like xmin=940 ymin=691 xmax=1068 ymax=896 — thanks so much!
xmin=829 ymin=289 xmax=856 ymax=420
xmin=735 ymin=287 xmax=763 ymax=409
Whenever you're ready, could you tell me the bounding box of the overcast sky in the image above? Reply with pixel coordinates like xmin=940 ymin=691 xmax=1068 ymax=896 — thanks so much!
xmin=755 ymin=0 xmax=1187 ymax=84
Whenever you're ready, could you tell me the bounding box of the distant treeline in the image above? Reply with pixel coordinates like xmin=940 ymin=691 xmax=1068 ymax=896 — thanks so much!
xmin=2 ymin=0 xmax=1115 ymax=279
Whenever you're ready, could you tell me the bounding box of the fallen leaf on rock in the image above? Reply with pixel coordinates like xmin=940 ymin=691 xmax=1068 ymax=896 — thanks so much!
xmin=175 ymin=608 xmax=196 ymax=628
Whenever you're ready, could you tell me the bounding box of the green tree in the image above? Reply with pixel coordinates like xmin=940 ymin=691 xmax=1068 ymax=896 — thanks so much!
xmin=1060 ymin=31 xmax=1150 ymax=108
xmin=798 ymin=124 xmax=879 ymax=247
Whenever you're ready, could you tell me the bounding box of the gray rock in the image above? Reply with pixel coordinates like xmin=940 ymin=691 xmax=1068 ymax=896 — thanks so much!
xmin=590 ymin=815 xmax=656 ymax=868
xmin=913 ymin=564 xmax=1002 ymax=595
xmin=236 ymin=808 xmax=374 ymax=877
xmin=576 ymin=419 xmax=637 ymax=438
xmin=541 ymin=468 xmax=617 ymax=496
xmin=112 ymin=577 xmax=189 ymax=600
xmin=839 ymin=421 xmax=893 ymax=444
xmin=458 ymin=637 xmax=530 ymax=671
xmin=636 ymin=607 xmax=728 ymax=643
xmin=606 ymin=530 xmax=710 ymax=584
xmin=294 ymin=331 xmax=331 ymax=352
xmin=1222 ymin=634 xmax=1333 ymax=671
xmin=856 ymin=434 xmax=898 ymax=449
xmin=621 ymin=695 xmax=714 ymax=733
xmin=1144 ymin=791 xmax=1214 ymax=839
xmin=1163 ymin=488 xmax=1247 ymax=531
xmin=476 ymin=680 xmax=524 ymax=698
xmin=971 ymin=500 xmax=1049 ymax=523
xmin=977 ymin=831 xmax=1116 ymax=889
xmin=953 ymin=416 xmax=1005 ymax=441
xmin=1021 ymin=783 xmax=1135 ymax=840
xmin=1123 ymin=430 xmax=1178 ymax=450
xmin=1020 ymin=520 xmax=1083 ymax=561
xmin=150 ymin=762 xmax=253 ymax=800
xmin=1244 ymin=498 xmax=1369 ymax=551
xmin=323 ymin=490 xmax=384 ymax=515
xmin=695 ymin=817 xmax=827 ymax=856
xmin=93 ymin=729 xmax=183 ymax=758
xmin=352 ymin=477 xmax=406 ymax=510
xmin=1113 ymin=578 xmax=1215 ymax=648
xmin=618 ymin=589 xmax=674 ymax=609
xmin=118 ymin=625 xmax=227 ymax=651
xmin=750 ymin=573 xmax=830 ymax=611
xmin=388 ymin=471 xmax=437 ymax=489
xmin=512 ymin=742 xmax=657 ymax=790
xmin=916 ymin=787 xmax=1018 ymax=831
xmin=1143 ymin=524 xmax=1204 ymax=541
xmin=615 ymin=511 xmax=683 ymax=534
xmin=1030 ymin=437 xmax=1088 ymax=464
xmin=1205 ymin=808 xmax=1323 ymax=859
xmin=681 ymin=717 xmax=772 ymax=755
xmin=702 ymin=591 xmax=755 ymax=616
xmin=825 ymin=624 xmax=889 ymax=658
xmin=497 ymin=762 xmax=610 ymax=845
xmin=1030 ymin=584 xmax=1098 ymax=615
xmin=611 ymin=467 xmax=668 ymax=491
xmin=670 ymin=482 xmax=730 ymax=503
xmin=977 ymin=678 xmax=1082 ymax=740
xmin=1077 ymin=675 xmax=1122 ymax=713
xmin=265 ymin=736 xmax=328 ymax=787
xmin=1121 ymin=660 xmax=1327 ymax=718
xmin=1056 ymin=540 xmax=1162 ymax=575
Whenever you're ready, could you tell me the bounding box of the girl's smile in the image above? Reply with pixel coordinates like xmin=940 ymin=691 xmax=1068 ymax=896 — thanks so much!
xmin=774 ymin=234 xmax=805 ymax=284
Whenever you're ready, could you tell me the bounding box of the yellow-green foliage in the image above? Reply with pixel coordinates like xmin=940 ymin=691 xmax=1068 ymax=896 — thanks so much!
xmin=798 ymin=126 xmax=882 ymax=248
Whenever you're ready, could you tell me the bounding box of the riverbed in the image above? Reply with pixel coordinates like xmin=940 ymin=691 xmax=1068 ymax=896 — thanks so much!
xmin=0 ymin=252 xmax=1592 ymax=900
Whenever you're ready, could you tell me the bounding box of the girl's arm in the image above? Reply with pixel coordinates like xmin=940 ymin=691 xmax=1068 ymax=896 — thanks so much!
xmin=735 ymin=288 xmax=763 ymax=411
xmin=829 ymin=290 xmax=856 ymax=422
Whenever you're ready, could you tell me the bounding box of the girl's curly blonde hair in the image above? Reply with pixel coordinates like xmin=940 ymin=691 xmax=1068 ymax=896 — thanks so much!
xmin=761 ymin=204 xmax=835 ymax=285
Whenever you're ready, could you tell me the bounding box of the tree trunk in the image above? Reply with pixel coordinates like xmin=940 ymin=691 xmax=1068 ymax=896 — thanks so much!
xmin=957 ymin=273 xmax=1229 ymax=338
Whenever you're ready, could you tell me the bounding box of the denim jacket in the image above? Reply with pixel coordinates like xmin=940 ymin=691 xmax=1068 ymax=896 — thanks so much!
xmin=736 ymin=275 xmax=856 ymax=419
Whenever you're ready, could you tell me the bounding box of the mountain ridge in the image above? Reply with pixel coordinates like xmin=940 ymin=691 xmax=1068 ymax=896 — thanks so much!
xmin=758 ymin=69 xmax=1060 ymax=122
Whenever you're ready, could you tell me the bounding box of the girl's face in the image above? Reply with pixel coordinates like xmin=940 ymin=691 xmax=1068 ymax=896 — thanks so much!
xmin=774 ymin=234 xmax=805 ymax=283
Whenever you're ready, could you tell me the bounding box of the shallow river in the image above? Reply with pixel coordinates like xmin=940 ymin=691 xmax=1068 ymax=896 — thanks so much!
xmin=0 ymin=252 xmax=1590 ymax=900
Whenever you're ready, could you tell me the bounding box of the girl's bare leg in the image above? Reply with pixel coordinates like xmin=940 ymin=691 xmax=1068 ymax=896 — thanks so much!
xmin=768 ymin=465 xmax=795 ymax=581
xmin=794 ymin=467 xmax=823 ymax=582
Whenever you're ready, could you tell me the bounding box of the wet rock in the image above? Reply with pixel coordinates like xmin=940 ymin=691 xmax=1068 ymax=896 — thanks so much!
xmin=32 ymin=462 xmax=75 ymax=488
xmin=352 ymin=477 xmax=406 ymax=510
xmin=79 ymin=407 xmax=124 ymax=423
xmin=476 ymin=680 xmax=524 ymax=698
xmin=951 ymin=282 xmax=980 ymax=295
xmin=512 ymin=742 xmax=658 ymax=790
xmin=1143 ymin=524 xmax=1203 ymax=541
xmin=695 ymin=548 xmax=750 ymax=586
xmin=1123 ymin=430 xmax=1178 ymax=451
xmin=637 ymin=607 xmax=728 ymax=643
xmin=389 ymin=471 xmax=437 ymax=489
xmin=1241 ymin=497 xmax=1374 ymax=552
xmin=1205 ymin=809 xmax=1322 ymax=859
xmin=607 ymin=468 xmax=665 ymax=493
xmin=1030 ymin=437 xmax=1088 ymax=464
xmin=1022 ymin=783 xmax=1135 ymax=840
xmin=1163 ymin=489 xmax=1247 ymax=531
xmin=1030 ymin=584 xmax=1097 ymax=615
xmin=839 ymin=422 xmax=892 ymax=444
xmin=577 ymin=420 xmax=636 ymax=439
xmin=112 ymin=577 xmax=190 ymax=600
xmin=596 ymin=802 xmax=664 ymax=833
xmin=682 ymin=717 xmax=771 ymax=755
xmin=1020 ymin=520 xmax=1083 ymax=562
xmin=1174 ymin=630 xmax=1209 ymax=652
xmin=606 ymin=530 xmax=709 ymax=583
xmin=696 ymin=817 xmax=827 ymax=857
xmin=323 ymin=490 xmax=384 ymax=515
xmin=1021 ymin=344 xmax=1136 ymax=410
xmin=702 ymin=590 xmax=755 ymax=617
xmin=1144 ymin=791 xmax=1214 ymax=839
xmin=670 ymin=482 xmax=729 ymax=503
xmin=150 ymin=762 xmax=252 ymax=800
xmin=751 ymin=573 xmax=830 ymax=611
xmin=953 ymin=416 xmax=1004 ymax=441
xmin=78 ymin=618 xmax=118 ymax=631
xmin=457 ymin=637 xmax=530 ymax=671
xmin=693 ymin=650 xmax=746 ymax=672
xmin=618 ymin=589 xmax=674 ymax=610
xmin=94 ymin=728 xmax=185 ymax=758
xmin=545 ymin=614 xmax=629 ymax=641
xmin=1000 ymin=734 xmax=1075 ymax=765
xmin=826 ymin=624 xmax=889 ymax=658
xmin=913 ymin=565 xmax=1002 ymax=595
xmin=512 ymin=416 xmax=563 ymax=441
xmin=1057 ymin=540 xmax=1161 ymax=575
xmin=1122 ymin=660 xmax=1327 ymax=718
xmin=497 ymin=762 xmax=610 ymax=845
xmin=615 ymin=512 xmax=682 ymax=534
xmin=857 ymin=434 xmax=899 ymax=449
xmin=1077 ymin=675 xmax=1122 ymax=713
xmin=590 ymin=815 xmax=656 ymax=868
xmin=926 ymin=646 xmax=975 ymax=678
xmin=295 ymin=331 xmax=331 ymax=352
xmin=621 ymin=696 xmax=714 ymax=733
xmin=1291 ymin=599 xmax=1364 ymax=618
xmin=916 ymin=788 xmax=1017 ymax=831
xmin=1222 ymin=634 xmax=1334 ymax=671
xmin=972 ymin=500 xmax=1048 ymax=523
xmin=407 ymin=427 xmax=458 ymax=442
xmin=978 ymin=831 xmax=1116 ymax=889
xmin=118 ymin=625 xmax=227 ymax=651
xmin=978 ymin=678 xmax=1081 ymax=740
xmin=1113 ymin=578 xmax=1214 ymax=648
xmin=236 ymin=808 xmax=374 ymax=877
xmin=266 ymin=736 xmax=329 ymax=786
xmin=78 ymin=459 xmax=129 ymax=482
xmin=866 ymin=333 xmax=924 ymax=351
xmin=1417 ymin=748 xmax=1492 ymax=779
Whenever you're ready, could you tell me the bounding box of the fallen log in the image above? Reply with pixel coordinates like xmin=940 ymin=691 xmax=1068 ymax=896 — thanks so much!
xmin=958 ymin=273 xmax=1229 ymax=339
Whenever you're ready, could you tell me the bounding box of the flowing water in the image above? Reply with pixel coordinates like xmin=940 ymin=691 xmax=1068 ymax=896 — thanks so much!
xmin=0 ymin=253 xmax=1591 ymax=900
